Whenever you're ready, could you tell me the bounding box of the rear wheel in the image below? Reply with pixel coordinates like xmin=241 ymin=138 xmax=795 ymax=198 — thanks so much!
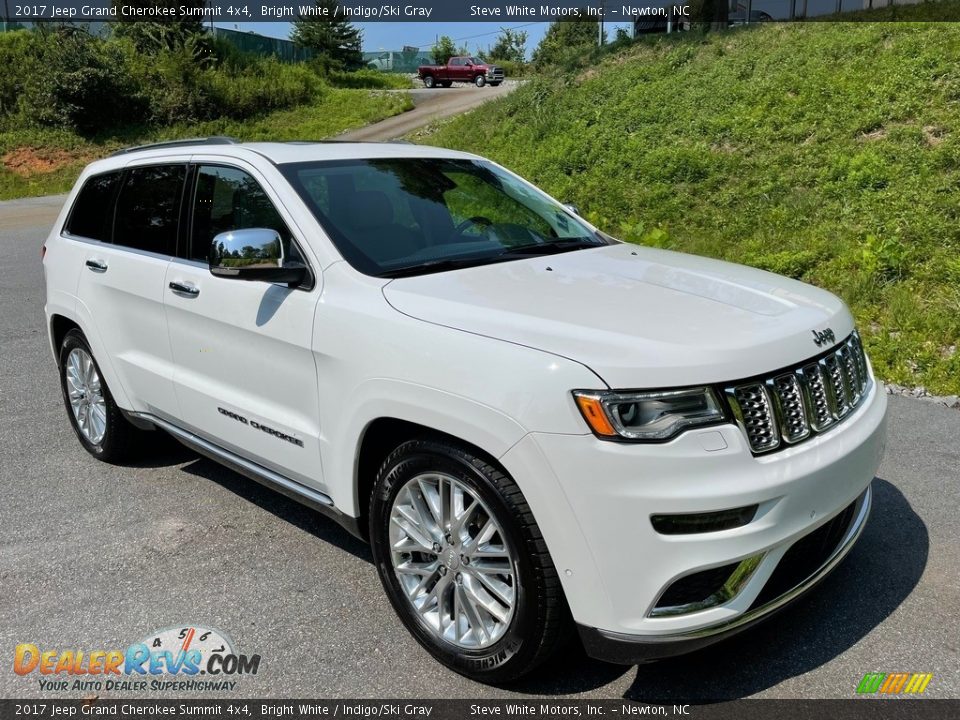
xmin=370 ymin=438 xmax=570 ymax=682
xmin=474 ymin=74 xmax=486 ymax=88
xmin=58 ymin=329 xmax=146 ymax=463
xmin=422 ymin=75 xmax=435 ymax=88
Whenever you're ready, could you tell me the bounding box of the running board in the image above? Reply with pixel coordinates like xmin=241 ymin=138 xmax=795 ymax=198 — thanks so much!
xmin=132 ymin=412 xmax=364 ymax=539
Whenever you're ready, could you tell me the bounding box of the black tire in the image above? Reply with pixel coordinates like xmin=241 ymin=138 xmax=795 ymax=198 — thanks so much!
xmin=474 ymin=74 xmax=486 ymax=88
xmin=369 ymin=438 xmax=570 ymax=683
xmin=58 ymin=329 xmax=146 ymax=463
xmin=422 ymin=75 xmax=435 ymax=89
xmin=440 ymin=80 xmax=453 ymax=88
xmin=489 ymin=82 xmax=502 ymax=87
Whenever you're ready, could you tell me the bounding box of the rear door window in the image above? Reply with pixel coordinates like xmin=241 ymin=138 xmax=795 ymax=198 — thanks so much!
xmin=113 ymin=165 xmax=187 ymax=255
xmin=65 ymin=171 xmax=123 ymax=242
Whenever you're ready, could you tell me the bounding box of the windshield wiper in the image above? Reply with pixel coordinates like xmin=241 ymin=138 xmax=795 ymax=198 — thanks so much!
xmin=377 ymin=256 xmax=501 ymax=279
xmin=495 ymin=238 xmax=603 ymax=258
xmin=378 ymin=239 xmax=603 ymax=279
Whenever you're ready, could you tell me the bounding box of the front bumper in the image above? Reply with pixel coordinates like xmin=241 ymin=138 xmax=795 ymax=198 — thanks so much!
xmin=578 ymin=485 xmax=871 ymax=663
xmin=499 ymin=381 xmax=887 ymax=661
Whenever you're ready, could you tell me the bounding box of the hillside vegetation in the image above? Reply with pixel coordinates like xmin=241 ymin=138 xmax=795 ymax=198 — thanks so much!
xmin=0 ymin=29 xmax=411 ymax=200
xmin=419 ymin=14 xmax=960 ymax=394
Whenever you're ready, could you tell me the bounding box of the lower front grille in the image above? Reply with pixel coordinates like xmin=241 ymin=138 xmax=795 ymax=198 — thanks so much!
xmin=651 ymin=553 xmax=765 ymax=617
xmin=726 ymin=331 xmax=872 ymax=454
xmin=654 ymin=563 xmax=740 ymax=611
xmin=748 ymin=498 xmax=858 ymax=611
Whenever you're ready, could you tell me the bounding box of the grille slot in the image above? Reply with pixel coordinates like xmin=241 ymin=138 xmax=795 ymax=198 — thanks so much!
xmin=733 ymin=384 xmax=779 ymax=452
xmin=726 ymin=331 xmax=871 ymax=454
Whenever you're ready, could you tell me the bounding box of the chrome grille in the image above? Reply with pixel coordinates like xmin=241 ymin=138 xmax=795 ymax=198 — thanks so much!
xmin=733 ymin=384 xmax=779 ymax=452
xmin=725 ymin=331 xmax=872 ymax=454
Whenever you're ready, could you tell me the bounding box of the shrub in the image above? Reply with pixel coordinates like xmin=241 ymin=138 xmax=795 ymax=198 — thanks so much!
xmin=203 ymin=59 xmax=321 ymax=119
xmin=18 ymin=29 xmax=145 ymax=133
xmin=0 ymin=31 xmax=41 ymax=117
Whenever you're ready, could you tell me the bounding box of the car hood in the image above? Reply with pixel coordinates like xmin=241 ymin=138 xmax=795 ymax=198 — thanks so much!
xmin=382 ymin=244 xmax=854 ymax=388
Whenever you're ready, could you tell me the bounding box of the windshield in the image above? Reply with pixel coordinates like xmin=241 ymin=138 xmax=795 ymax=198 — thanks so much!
xmin=281 ymin=158 xmax=608 ymax=278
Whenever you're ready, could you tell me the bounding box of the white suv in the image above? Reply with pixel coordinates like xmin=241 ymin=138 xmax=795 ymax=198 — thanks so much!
xmin=43 ymin=138 xmax=887 ymax=682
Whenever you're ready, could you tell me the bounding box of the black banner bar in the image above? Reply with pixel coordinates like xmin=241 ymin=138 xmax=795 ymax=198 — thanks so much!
xmin=4 ymin=1 xmax=960 ymax=23
xmin=1 ymin=700 xmax=960 ymax=720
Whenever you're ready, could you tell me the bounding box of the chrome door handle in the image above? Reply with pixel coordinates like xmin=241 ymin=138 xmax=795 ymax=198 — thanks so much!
xmin=85 ymin=259 xmax=108 ymax=272
xmin=168 ymin=281 xmax=200 ymax=297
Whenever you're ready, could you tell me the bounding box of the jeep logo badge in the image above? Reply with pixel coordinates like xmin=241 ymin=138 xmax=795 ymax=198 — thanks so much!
xmin=812 ymin=328 xmax=836 ymax=347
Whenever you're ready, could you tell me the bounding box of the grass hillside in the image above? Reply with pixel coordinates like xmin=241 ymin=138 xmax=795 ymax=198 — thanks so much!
xmin=418 ymin=14 xmax=960 ymax=395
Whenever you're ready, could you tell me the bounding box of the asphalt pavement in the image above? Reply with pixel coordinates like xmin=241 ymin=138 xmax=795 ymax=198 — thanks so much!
xmin=0 ymin=196 xmax=957 ymax=700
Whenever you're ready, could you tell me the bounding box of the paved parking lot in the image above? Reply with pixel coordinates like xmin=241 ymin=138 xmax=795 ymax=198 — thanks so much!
xmin=1 ymin=198 xmax=957 ymax=700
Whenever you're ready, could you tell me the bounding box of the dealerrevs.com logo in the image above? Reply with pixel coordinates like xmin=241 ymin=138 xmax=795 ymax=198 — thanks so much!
xmin=857 ymin=672 xmax=934 ymax=695
xmin=13 ymin=625 xmax=261 ymax=693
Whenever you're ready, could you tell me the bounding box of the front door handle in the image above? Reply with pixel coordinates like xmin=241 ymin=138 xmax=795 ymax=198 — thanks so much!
xmin=85 ymin=259 xmax=108 ymax=272
xmin=168 ymin=281 xmax=200 ymax=297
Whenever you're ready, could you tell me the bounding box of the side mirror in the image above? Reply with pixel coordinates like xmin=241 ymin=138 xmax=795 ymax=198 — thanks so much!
xmin=209 ymin=228 xmax=306 ymax=286
xmin=563 ymin=202 xmax=581 ymax=216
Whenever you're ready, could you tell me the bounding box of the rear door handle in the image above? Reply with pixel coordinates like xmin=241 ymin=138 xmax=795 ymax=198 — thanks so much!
xmin=168 ymin=281 xmax=200 ymax=297
xmin=85 ymin=259 xmax=108 ymax=272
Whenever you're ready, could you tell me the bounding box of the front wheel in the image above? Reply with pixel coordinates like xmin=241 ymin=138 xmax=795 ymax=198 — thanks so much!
xmin=489 ymin=81 xmax=502 ymax=87
xmin=474 ymin=74 xmax=486 ymax=88
xmin=369 ymin=438 xmax=570 ymax=682
xmin=422 ymin=75 xmax=435 ymax=88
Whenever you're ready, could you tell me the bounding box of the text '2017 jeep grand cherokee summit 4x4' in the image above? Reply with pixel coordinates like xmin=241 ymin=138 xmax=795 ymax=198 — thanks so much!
xmin=43 ymin=138 xmax=887 ymax=683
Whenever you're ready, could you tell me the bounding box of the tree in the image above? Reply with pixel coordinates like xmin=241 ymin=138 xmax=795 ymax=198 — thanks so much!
xmin=111 ymin=1 xmax=210 ymax=56
xmin=291 ymin=0 xmax=363 ymax=71
xmin=690 ymin=0 xmax=730 ymax=31
xmin=486 ymin=27 xmax=527 ymax=64
xmin=431 ymin=35 xmax=457 ymax=65
xmin=532 ymin=17 xmax=602 ymax=67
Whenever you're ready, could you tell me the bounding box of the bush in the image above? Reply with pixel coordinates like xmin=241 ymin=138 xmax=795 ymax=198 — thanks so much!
xmin=16 ymin=30 xmax=146 ymax=133
xmin=1 ymin=27 xmax=405 ymax=132
xmin=122 ymin=45 xmax=322 ymax=125
xmin=486 ymin=59 xmax=530 ymax=78
xmin=0 ymin=31 xmax=40 ymax=117
xmin=203 ymin=59 xmax=321 ymax=119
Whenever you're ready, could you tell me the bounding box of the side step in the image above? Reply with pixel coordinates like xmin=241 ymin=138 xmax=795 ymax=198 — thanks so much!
xmin=132 ymin=413 xmax=364 ymax=539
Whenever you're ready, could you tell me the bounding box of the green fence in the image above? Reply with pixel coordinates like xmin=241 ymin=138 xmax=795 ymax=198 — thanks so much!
xmin=213 ymin=27 xmax=313 ymax=64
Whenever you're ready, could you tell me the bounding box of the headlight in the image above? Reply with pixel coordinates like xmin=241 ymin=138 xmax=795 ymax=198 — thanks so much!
xmin=572 ymin=387 xmax=724 ymax=441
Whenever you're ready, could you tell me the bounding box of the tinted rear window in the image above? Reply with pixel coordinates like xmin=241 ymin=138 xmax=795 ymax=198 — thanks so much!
xmin=65 ymin=171 xmax=122 ymax=242
xmin=113 ymin=165 xmax=186 ymax=255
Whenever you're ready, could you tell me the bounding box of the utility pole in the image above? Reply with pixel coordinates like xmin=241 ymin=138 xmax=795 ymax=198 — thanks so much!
xmin=598 ymin=1 xmax=604 ymax=47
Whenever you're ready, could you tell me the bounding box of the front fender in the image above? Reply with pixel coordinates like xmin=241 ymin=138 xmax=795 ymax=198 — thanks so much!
xmin=330 ymin=378 xmax=529 ymax=516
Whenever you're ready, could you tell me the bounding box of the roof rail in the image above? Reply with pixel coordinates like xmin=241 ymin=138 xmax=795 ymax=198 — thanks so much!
xmin=281 ymin=139 xmax=414 ymax=145
xmin=110 ymin=136 xmax=240 ymax=157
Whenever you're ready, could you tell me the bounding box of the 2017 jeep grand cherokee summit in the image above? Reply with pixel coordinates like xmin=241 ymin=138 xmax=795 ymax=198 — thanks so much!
xmin=43 ymin=138 xmax=887 ymax=682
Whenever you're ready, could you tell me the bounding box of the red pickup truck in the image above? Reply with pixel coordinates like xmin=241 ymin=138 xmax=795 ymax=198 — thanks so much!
xmin=417 ymin=57 xmax=505 ymax=89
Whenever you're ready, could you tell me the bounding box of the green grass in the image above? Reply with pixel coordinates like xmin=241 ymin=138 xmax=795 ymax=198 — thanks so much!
xmin=0 ymin=88 xmax=412 ymax=201
xmin=417 ymin=12 xmax=960 ymax=394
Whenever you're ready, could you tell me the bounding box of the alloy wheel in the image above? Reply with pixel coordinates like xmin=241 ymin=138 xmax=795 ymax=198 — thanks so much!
xmin=389 ymin=472 xmax=517 ymax=649
xmin=65 ymin=347 xmax=107 ymax=445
